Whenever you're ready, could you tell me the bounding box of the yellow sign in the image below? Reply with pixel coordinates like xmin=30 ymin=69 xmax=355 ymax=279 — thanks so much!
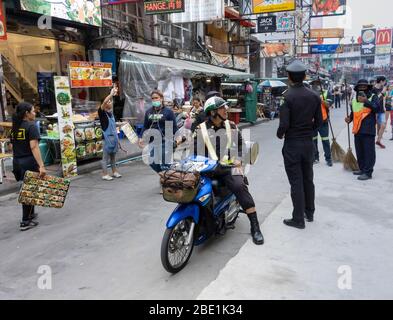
xmin=252 ymin=0 xmax=296 ymax=14
xmin=310 ymin=28 xmax=345 ymax=39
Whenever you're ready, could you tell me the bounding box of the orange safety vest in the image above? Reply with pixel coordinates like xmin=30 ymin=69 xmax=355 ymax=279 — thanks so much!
xmin=352 ymin=95 xmax=374 ymax=135
xmin=320 ymin=91 xmax=328 ymax=121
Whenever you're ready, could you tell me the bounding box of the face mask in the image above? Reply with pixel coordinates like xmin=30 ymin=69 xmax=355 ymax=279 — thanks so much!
xmin=152 ymin=101 xmax=161 ymax=108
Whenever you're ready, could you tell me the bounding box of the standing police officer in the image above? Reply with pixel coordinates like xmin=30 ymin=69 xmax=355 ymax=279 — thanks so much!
xmin=277 ymin=60 xmax=323 ymax=229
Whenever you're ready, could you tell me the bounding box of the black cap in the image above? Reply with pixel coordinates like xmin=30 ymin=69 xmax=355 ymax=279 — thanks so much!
xmin=354 ymin=79 xmax=372 ymax=91
xmin=376 ymin=75 xmax=387 ymax=83
xmin=286 ymin=60 xmax=307 ymax=73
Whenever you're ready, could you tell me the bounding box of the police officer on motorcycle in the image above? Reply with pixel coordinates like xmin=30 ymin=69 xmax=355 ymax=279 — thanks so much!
xmin=193 ymin=96 xmax=264 ymax=245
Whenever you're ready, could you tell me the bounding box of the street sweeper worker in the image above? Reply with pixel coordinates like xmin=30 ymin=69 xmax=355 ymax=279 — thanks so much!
xmin=345 ymin=79 xmax=379 ymax=181
xmin=310 ymin=79 xmax=333 ymax=167
xmin=193 ymin=96 xmax=264 ymax=245
xmin=277 ymin=60 xmax=323 ymax=229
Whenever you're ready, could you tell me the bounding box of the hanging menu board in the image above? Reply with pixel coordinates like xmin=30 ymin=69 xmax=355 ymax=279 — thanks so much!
xmin=69 ymin=61 xmax=112 ymax=88
xmin=54 ymin=76 xmax=78 ymax=178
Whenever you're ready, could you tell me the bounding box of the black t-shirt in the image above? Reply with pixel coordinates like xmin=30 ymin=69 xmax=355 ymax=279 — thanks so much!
xmin=11 ymin=121 xmax=40 ymax=158
xmin=98 ymin=108 xmax=113 ymax=131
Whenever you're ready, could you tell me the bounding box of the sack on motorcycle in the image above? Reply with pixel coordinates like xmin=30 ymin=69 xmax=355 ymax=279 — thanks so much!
xmin=159 ymin=170 xmax=200 ymax=203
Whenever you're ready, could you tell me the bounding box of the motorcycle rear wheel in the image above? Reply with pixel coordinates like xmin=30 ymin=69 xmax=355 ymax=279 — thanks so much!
xmin=161 ymin=218 xmax=195 ymax=274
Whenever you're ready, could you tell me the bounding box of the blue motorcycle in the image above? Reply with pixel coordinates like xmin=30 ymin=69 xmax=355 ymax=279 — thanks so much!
xmin=160 ymin=156 xmax=243 ymax=274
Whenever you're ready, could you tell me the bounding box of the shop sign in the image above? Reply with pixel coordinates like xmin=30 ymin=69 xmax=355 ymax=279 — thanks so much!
xmin=69 ymin=61 xmax=113 ymax=88
xmin=261 ymin=42 xmax=293 ymax=58
xmin=0 ymin=0 xmax=7 ymax=41
xmin=311 ymin=0 xmax=346 ymax=17
xmin=144 ymin=0 xmax=185 ymax=15
xmin=53 ymin=76 xmax=78 ymax=178
xmin=276 ymin=13 xmax=295 ymax=32
xmin=257 ymin=16 xmax=276 ymax=33
xmin=209 ymin=50 xmax=233 ymax=68
xmin=233 ymin=56 xmax=249 ymax=71
xmin=376 ymin=29 xmax=392 ymax=55
xmin=170 ymin=0 xmax=224 ymax=23
xmin=20 ymin=0 xmax=102 ymax=27
xmin=310 ymin=44 xmax=343 ymax=54
xmin=374 ymin=55 xmax=391 ymax=69
xmin=361 ymin=28 xmax=376 ymax=56
xmin=241 ymin=0 xmax=296 ymax=15
xmin=310 ymin=28 xmax=344 ymax=39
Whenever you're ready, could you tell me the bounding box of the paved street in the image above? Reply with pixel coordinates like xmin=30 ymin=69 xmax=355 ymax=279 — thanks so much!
xmin=1 ymin=108 xmax=393 ymax=299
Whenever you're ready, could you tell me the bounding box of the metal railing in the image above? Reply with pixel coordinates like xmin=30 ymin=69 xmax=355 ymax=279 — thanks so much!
xmin=1 ymin=54 xmax=23 ymax=97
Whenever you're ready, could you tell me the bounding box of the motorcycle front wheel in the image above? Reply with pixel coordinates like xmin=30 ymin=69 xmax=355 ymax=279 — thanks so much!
xmin=161 ymin=218 xmax=195 ymax=274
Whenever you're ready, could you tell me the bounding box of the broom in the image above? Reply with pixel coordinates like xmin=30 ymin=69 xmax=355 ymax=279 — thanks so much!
xmin=328 ymin=117 xmax=345 ymax=163
xmin=343 ymin=79 xmax=359 ymax=171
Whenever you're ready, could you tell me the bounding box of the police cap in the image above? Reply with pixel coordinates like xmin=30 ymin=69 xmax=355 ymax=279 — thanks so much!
xmin=286 ymin=60 xmax=307 ymax=73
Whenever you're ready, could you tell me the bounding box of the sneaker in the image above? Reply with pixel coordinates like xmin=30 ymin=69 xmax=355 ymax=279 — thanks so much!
xmin=326 ymin=160 xmax=333 ymax=167
xmin=102 ymin=175 xmax=114 ymax=181
xmin=376 ymin=141 xmax=386 ymax=149
xmin=29 ymin=213 xmax=38 ymax=221
xmin=20 ymin=220 xmax=39 ymax=231
xmin=112 ymin=172 xmax=122 ymax=178
xmin=358 ymin=174 xmax=372 ymax=181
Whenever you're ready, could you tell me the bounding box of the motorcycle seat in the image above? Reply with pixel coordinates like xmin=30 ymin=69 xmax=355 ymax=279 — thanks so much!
xmin=212 ymin=179 xmax=231 ymax=198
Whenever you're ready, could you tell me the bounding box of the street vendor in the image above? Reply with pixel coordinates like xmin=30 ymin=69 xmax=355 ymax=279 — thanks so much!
xmin=10 ymin=102 xmax=46 ymax=231
xmin=98 ymin=86 xmax=123 ymax=181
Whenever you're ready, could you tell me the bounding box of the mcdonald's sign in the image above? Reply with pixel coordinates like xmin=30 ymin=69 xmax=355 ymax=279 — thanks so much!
xmin=376 ymin=29 xmax=392 ymax=45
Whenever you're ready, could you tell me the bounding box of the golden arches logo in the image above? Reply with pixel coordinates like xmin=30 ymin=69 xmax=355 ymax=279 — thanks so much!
xmin=377 ymin=30 xmax=391 ymax=45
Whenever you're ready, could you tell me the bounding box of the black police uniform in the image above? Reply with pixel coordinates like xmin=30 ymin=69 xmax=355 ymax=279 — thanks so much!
xmin=277 ymin=61 xmax=323 ymax=224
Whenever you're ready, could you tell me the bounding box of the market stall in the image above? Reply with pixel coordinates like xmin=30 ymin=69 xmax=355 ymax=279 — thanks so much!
xmin=118 ymin=51 xmax=254 ymax=125
xmin=257 ymin=79 xmax=287 ymax=120
xmin=221 ymin=80 xmax=258 ymax=124
xmin=37 ymin=61 xmax=114 ymax=178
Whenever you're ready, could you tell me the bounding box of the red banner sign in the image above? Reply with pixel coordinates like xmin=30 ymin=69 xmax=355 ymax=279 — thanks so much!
xmin=376 ymin=29 xmax=392 ymax=45
xmin=144 ymin=0 xmax=185 ymax=15
xmin=0 ymin=0 xmax=7 ymax=41
xmin=69 ymin=61 xmax=113 ymax=88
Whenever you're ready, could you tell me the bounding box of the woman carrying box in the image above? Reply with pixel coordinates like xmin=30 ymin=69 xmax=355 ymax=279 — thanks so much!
xmin=11 ymin=102 xmax=46 ymax=231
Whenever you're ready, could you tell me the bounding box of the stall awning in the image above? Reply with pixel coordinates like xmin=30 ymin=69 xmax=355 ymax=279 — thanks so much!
xmin=122 ymin=51 xmax=254 ymax=81
xmin=224 ymin=7 xmax=256 ymax=28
